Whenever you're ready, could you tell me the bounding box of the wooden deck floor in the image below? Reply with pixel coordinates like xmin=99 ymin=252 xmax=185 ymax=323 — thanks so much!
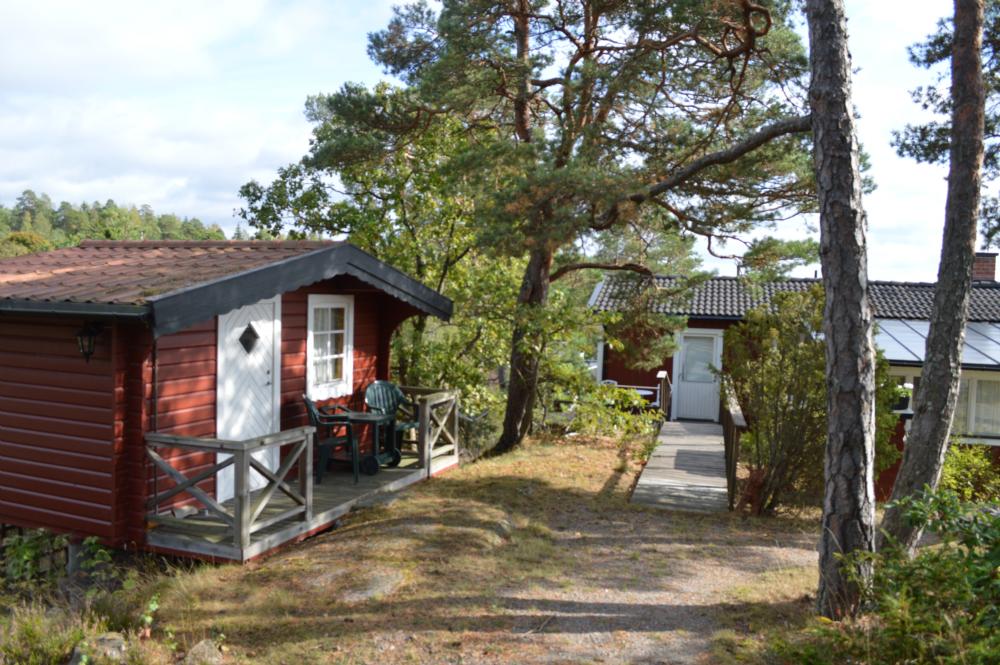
xmin=146 ymin=454 xmax=434 ymax=561
xmin=631 ymin=421 xmax=728 ymax=513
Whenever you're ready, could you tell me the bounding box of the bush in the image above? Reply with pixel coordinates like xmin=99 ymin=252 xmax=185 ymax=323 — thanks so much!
xmin=723 ymin=285 xmax=903 ymax=513
xmin=2 ymin=529 xmax=68 ymax=588
xmin=941 ymin=442 xmax=1000 ymax=502
xmin=777 ymin=490 xmax=1000 ymax=664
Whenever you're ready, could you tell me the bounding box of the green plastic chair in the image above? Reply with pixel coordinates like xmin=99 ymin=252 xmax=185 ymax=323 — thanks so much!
xmin=303 ymin=395 xmax=359 ymax=484
xmin=364 ymin=381 xmax=418 ymax=466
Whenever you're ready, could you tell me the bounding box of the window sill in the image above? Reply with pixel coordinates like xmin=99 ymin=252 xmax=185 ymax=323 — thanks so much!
xmin=308 ymin=382 xmax=352 ymax=401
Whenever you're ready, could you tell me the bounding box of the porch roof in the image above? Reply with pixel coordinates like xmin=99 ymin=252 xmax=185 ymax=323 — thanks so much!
xmin=0 ymin=240 xmax=453 ymax=336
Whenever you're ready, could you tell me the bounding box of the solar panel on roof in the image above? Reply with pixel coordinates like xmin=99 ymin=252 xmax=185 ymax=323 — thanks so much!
xmin=875 ymin=319 xmax=923 ymax=363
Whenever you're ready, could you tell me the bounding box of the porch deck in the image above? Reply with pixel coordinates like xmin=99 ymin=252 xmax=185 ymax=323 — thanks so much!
xmin=146 ymin=454 xmax=433 ymax=561
xmin=144 ymin=388 xmax=461 ymax=562
xmin=631 ymin=421 xmax=728 ymax=513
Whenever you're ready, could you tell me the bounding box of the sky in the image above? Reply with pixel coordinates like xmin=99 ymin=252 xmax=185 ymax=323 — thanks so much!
xmin=0 ymin=0 xmax=959 ymax=282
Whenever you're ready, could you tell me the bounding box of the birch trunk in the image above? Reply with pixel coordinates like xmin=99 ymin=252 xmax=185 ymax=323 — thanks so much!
xmin=805 ymin=0 xmax=878 ymax=619
xmin=880 ymin=0 xmax=985 ymax=552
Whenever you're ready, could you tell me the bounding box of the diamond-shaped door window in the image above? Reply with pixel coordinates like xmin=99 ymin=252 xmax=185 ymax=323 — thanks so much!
xmin=238 ymin=323 xmax=260 ymax=354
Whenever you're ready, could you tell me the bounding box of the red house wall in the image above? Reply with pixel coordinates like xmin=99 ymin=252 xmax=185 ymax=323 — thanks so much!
xmin=0 ymin=316 xmax=118 ymax=540
xmin=601 ymin=318 xmax=734 ymax=389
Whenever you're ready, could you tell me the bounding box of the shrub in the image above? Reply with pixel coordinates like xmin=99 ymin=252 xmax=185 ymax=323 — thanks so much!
xmin=777 ymin=490 xmax=1000 ymax=664
xmin=941 ymin=442 xmax=1000 ymax=502
xmin=723 ymin=285 xmax=902 ymax=513
xmin=2 ymin=528 xmax=68 ymax=588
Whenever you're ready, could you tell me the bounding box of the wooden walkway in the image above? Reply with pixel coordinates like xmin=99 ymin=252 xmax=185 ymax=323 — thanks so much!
xmin=631 ymin=421 xmax=728 ymax=513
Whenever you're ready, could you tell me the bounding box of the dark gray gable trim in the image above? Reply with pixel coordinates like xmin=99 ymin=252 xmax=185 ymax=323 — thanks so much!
xmin=0 ymin=298 xmax=149 ymax=320
xmin=147 ymin=244 xmax=452 ymax=337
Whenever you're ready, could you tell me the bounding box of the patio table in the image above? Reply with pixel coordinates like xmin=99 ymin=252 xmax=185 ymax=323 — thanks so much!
xmin=343 ymin=411 xmax=396 ymax=475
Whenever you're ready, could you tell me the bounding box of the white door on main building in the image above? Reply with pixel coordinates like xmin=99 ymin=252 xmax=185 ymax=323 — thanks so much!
xmin=673 ymin=330 xmax=723 ymax=421
xmin=215 ymin=295 xmax=282 ymax=503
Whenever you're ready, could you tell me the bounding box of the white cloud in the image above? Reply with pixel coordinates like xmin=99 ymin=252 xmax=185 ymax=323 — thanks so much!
xmin=0 ymin=0 xmax=397 ymax=229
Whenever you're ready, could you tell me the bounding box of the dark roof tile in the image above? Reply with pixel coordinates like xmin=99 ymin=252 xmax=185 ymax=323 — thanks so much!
xmin=589 ymin=274 xmax=1000 ymax=322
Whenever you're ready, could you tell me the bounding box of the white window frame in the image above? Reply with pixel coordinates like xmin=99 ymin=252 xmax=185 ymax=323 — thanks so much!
xmin=306 ymin=294 xmax=354 ymax=400
xmin=889 ymin=366 xmax=1000 ymax=444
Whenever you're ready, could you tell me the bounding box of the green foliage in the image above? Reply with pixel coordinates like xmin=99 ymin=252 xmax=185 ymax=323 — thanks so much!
xmin=723 ymin=285 xmax=902 ymax=513
xmin=569 ymin=384 xmax=660 ymax=439
xmin=941 ymin=442 xmax=1000 ymax=502
xmin=892 ymin=0 xmax=1000 ymax=246
xmin=2 ymin=529 xmax=68 ymax=587
xmin=779 ymin=490 xmax=1000 ymax=664
xmin=0 ymin=231 xmax=52 ymax=257
xmin=0 ymin=190 xmax=225 ymax=252
xmin=0 ymin=604 xmax=98 ymax=665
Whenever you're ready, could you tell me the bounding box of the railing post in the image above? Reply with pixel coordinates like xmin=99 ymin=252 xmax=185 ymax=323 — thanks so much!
xmin=299 ymin=432 xmax=313 ymax=522
xmin=418 ymin=394 xmax=431 ymax=478
xmin=450 ymin=393 xmax=459 ymax=464
xmin=656 ymin=370 xmax=670 ymax=419
xmin=233 ymin=447 xmax=251 ymax=552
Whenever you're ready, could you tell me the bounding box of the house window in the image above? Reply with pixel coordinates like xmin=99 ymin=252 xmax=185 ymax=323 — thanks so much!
xmin=893 ymin=369 xmax=1000 ymax=439
xmin=306 ymin=294 xmax=354 ymax=400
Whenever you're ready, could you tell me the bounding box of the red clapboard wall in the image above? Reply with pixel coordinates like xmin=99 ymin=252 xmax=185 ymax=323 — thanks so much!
xmin=0 ymin=316 xmax=118 ymax=539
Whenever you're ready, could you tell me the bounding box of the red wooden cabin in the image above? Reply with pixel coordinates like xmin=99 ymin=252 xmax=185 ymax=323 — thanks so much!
xmin=0 ymin=240 xmax=458 ymax=561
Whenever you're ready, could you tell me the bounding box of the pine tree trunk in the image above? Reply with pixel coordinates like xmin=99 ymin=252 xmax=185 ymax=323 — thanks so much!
xmin=806 ymin=0 xmax=878 ymax=619
xmin=495 ymin=247 xmax=552 ymax=454
xmin=880 ymin=0 xmax=985 ymax=553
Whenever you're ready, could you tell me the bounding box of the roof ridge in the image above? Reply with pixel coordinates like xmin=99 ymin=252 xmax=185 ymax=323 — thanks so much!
xmin=77 ymin=240 xmax=339 ymax=249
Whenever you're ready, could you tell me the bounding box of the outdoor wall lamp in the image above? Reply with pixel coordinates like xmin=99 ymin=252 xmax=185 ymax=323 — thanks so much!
xmin=76 ymin=322 xmax=103 ymax=362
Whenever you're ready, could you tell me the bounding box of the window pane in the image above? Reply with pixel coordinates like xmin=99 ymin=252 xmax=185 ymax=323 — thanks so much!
xmin=974 ymin=379 xmax=1000 ymax=434
xmin=314 ymin=307 xmax=330 ymax=332
xmin=954 ymin=379 xmax=971 ymax=434
xmin=332 ymin=308 xmax=345 ymax=331
xmin=314 ymin=359 xmax=330 ymax=384
xmin=312 ymin=331 xmax=328 ymax=357
xmin=332 ymin=332 xmax=345 ymax=355
xmin=682 ymin=336 xmax=715 ymax=383
xmin=332 ymin=357 xmax=344 ymax=381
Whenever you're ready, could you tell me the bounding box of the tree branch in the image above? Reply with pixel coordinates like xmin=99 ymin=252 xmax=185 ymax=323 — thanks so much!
xmin=640 ymin=114 xmax=812 ymax=200
xmin=549 ymin=261 xmax=653 ymax=282
xmin=591 ymin=113 xmax=812 ymax=231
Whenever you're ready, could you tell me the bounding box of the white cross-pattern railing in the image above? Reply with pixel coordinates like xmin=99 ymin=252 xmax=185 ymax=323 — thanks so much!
xmin=144 ymin=426 xmax=315 ymax=549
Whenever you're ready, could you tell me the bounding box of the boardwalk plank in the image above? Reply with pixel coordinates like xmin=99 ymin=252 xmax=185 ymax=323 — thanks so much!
xmin=631 ymin=421 xmax=728 ymax=513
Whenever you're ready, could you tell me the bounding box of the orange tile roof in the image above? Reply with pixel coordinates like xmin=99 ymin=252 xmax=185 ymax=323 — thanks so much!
xmin=0 ymin=240 xmax=338 ymax=306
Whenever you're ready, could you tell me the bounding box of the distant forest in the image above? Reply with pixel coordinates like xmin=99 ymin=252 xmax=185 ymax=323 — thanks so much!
xmin=0 ymin=190 xmax=230 ymax=257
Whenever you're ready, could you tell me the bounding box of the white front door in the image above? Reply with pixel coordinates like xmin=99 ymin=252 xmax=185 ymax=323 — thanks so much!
xmin=216 ymin=295 xmax=282 ymax=502
xmin=673 ymin=331 xmax=723 ymax=421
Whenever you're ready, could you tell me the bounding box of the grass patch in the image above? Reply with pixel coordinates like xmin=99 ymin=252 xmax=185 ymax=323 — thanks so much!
xmin=4 ymin=433 xmax=823 ymax=663
xmin=710 ymin=566 xmax=818 ymax=664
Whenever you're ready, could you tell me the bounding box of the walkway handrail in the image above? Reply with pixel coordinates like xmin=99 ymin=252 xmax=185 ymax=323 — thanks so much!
xmin=145 ymin=426 xmax=315 ymax=550
xmin=720 ymin=385 xmax=747 ymax=511
xmin=656 ymin=370 xmax=672 ymax=418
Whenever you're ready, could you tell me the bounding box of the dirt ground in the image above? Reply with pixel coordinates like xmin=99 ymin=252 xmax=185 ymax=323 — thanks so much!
xmin=155 ymin=436 xmax=819 ymax=664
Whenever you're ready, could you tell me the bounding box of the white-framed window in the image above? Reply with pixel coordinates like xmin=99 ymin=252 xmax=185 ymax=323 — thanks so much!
xmin=306 ymin=294 xmax=354 ymax=400
xmin=890 ymin=367 xmax=1000 ymax=439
